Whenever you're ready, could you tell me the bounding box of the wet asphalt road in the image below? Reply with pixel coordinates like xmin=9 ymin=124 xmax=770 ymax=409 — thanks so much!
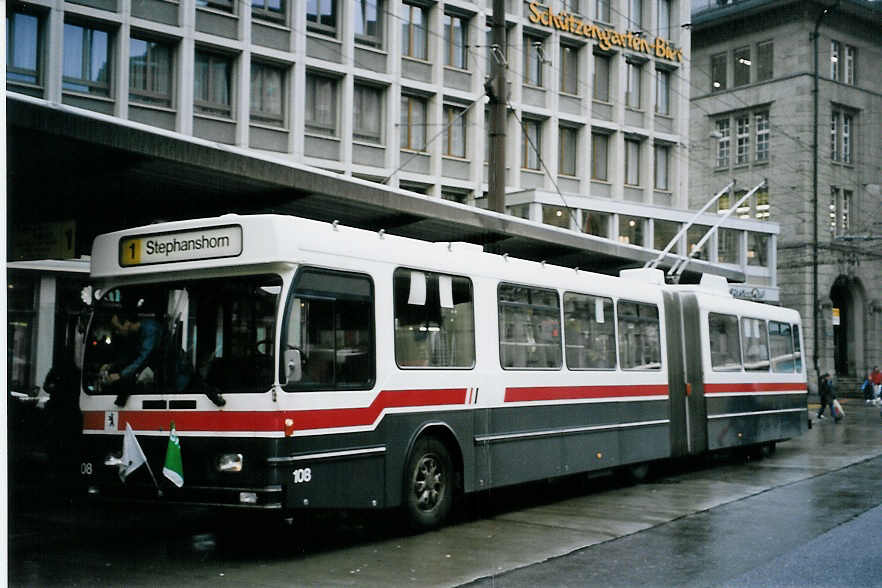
xmin=8 ymin=401 xmax=882 ymax=586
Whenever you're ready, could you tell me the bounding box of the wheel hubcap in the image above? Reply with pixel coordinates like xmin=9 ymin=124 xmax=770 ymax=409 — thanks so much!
xmin=413 ymin=454 xmax=444 ymax=512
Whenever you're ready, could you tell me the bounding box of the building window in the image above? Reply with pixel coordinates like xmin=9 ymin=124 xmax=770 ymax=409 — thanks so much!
xmin=441 ymin=188 xmax=469 ymax=204
xmin=717 ymin=228 xmax=740 ymax=264
xmin=522 ymin=118 xmax=542 ymax=170
xmin=305 ymin=72 xmax=338 ymax=136
xmin=747 ymin=233 xmax=768 ymax=266
xmin=250 ymin=61 xmax=284 ymax=126
xmin=829 ymin=187 xmax=839 ymax=235
xmin=63 ymin=22 xmax=111 ymax=97
xmin=626 ymin=60 xmax=642 ymax=109
xmin=755 ymin=111 xmax=769 ymax=162
xmin=653 ymin=219 xmax=679 ymax=252
xmin=561 ymin=0 xmax=580 ymax=14
xmin=755 ymin=187 xmax=770 ymax=221
xmin=559 ymin=125 xmax=578 ymax=177
xmin=354 ymin=0 xmax=383 ymax=47
xmin=194 ymin=50 xmax=232 ymax=117
xmin=197 ymin=0 xmax=234 ymax=13
xmin=657 ymin=0 xmax=670 ymax=37
xmin=687 ymin=224 xmax=709 ymax=259
xmin=307 ymin=0 xmax=337 ymax=36
xmin=842 ymin=190 xmax=851 ymax=233
xmin=130 ymin=37 xmax=173 ymax=107
xmin=618 ymin=215 xmax=643 ymax=246
xmin=591 ymin=132 xmax=608 ymax=181
xmin=524 ymin=34 xmax=544 ymax=87
xmin=735 ymin=115 xmax=750 ymax=165
xmin=595 ymin=0 xmax=610 ymax=22
xmin=844 ymin=45 xmax=855 ymax=85
xmin=733 ymin=46 xmax=750 ymax=87
xmin=442 ymin=103 xmax=467 ymax=158
xmin=655 ymin=68 xmax=670 ymax=115
xmin=593 ymin=52 xmax=611 ymax=101
xmin=542 ymin=205 xmax=571 ymax=229
xmin=711 ymin=52 xmax=726 ymax=91
xmin=401 ymin=3 xmax=428 ymax=60
xmin=625 ymin=138 xmax=640 ymax=185
xmin=756 ymin=41 xmax=773 ymax=81
xmin=715 ymin=118 xmax=730 ymax=168
xmin=444 ymin=12 xmax=468 ymax=69
xmin=400 ymin=94 xmax=428 ymax=151
xmin=830 ymin=40 xmax=840 ymax=80
xmin=353 ymin=83 xmax=383 ymax=144
xmin=583 ymin=210 xmax=609 ymax=237
xmin=560 ymin=44 xmax=579 ymax=95
xmin=252 ymin=0 xmax=285 ymax=23
xmin=7 ymin=10 xmax=42 ymax=87
xmin=628 ymin=0 xmax=643 ymax=29
xmin=654 ymin=144 xmax=669 ymax=190
xmin=831 ymin=110 xmax=853 ymax=164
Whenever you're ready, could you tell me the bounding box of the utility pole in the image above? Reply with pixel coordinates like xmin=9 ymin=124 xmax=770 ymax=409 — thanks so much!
xmin=487 ymin=0 xmax=507 ymax=213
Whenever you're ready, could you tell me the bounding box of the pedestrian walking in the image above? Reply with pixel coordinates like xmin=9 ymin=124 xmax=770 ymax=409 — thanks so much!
xmin=862 ymin=373 xmax=874 ymax=405
xmin=817 ymin=373 xmax=841 ymax=423
xmin=871 ymin=366 xmax=881 ymax=406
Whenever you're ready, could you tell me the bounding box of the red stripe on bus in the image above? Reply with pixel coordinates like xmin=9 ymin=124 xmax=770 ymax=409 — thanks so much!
xmin=505 ymin=384 xmax=669 ymax=403
xmin=82 ymin=388 xmax=468 ymax=432
xmin=704 ymin=382 xmax=807 ymax=394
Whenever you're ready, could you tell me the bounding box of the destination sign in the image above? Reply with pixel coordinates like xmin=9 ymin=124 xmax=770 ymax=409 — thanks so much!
xmin=119 ymin=225 xmax=243 ymax=267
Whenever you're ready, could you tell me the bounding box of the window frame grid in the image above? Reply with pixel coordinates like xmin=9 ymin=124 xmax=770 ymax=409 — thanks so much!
xmin=306 ymin=0 xmax=338 ymax=37
xmin=754 ymin=111 xmax=769 ymax=162
xmin=354 ymin=0 xmax=383 ymax=48
xmin=442 ymin=103 xmax=467 ymax=158
xmin=7 ymin=10 xmax=43 ymax=87
xmin=129 ymin=36 xmax=174 ymax=107
xmin=252 ymin=0 xmax=286 ymax=24
xmin=250 ymin=60 xmax=285 ymax=126
xmin=400 ymin=93 xmax=428 ymax=152
xmin=401 ymin=3 xmax=428 ymax=61
xmin=62 ymin=22 xmax=112 ymax=97
xmin=193 ymin=49 xmax=233 ymax=118
xmin=305 ymin=72 xmax=339 ymax=136
xmin=443 ymin=12 xmax=468 ymax=70
xmin=735 ymin=115 xmax=750 ymax=165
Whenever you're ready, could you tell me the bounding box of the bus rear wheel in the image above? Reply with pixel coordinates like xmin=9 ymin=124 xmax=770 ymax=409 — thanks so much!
xmin=404 ymin=437 xmax=453 ymax=531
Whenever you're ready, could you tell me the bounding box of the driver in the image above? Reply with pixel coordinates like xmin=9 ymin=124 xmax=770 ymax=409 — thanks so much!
xmin=103 ymin=298 xmax=162 ymax=407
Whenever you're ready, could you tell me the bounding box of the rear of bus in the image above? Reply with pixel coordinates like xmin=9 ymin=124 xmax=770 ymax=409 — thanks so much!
xmin=79 ymin=217 xmax=290 ymax=509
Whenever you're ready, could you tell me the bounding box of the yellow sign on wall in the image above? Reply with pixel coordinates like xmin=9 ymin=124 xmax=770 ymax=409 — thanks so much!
xmin=527 ymin=2 xmax=683 ymax=62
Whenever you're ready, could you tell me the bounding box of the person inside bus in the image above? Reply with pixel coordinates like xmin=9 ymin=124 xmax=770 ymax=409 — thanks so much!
xmin=103 ymin=297 xmax=163 ymax=407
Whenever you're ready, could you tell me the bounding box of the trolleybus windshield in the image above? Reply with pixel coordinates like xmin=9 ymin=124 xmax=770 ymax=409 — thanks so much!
xmin=83 ymin=274 xmax=281 ymax=397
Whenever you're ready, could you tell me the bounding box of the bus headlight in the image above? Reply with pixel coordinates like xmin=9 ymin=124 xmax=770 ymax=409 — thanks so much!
xmin=216 ymin=453 xmax=243 ymax=473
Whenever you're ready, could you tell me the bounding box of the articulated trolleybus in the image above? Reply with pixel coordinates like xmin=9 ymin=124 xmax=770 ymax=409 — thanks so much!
xmin=80 ymin=214 xmax=807 ymax=529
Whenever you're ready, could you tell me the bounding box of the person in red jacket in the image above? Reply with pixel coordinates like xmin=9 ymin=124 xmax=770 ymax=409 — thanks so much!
xmin=871 ymin=366 xmax=882 ymax=405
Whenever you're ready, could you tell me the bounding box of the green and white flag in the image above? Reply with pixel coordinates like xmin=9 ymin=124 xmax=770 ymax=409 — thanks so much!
xmin=163 ymin=422 xmax=184 ymax=488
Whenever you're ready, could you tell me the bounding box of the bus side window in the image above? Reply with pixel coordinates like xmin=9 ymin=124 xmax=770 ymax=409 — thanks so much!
xmin=498 ymin=283 xmax=562 ymax=369
xmin=392 ymin=269 xmax=475 ymax=369
xmin=768 ymin=321 xmax=794 ymax=373
xmin=708 ymin=312 xmax=742 ymax=371
xmin=792 ymin=324 xmax=803 ymax=373
xmin=563 ymin=292 xmax=616 ymax=370
xmin=741 ymin=317 xmax=770 ymax=372
xmin=284 ymin=269 xmax=375 ymax=391
xmin=616 ymin=301 xmax=662 ymax=370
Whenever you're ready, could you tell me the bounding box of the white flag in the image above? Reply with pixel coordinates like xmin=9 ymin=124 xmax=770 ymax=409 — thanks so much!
xmin=120 ymin=422 xmax=148 ymax=482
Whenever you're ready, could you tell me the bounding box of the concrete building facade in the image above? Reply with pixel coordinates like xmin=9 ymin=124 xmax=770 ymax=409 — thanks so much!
xmin=6 ymin=0 xmax=783 ymax=392
xmin=689 ymin=0 xmax=882 ymax=390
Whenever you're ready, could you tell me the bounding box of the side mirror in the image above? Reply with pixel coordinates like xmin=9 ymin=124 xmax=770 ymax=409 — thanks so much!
xmin=284 ymin=348 xmax=302 ymax=383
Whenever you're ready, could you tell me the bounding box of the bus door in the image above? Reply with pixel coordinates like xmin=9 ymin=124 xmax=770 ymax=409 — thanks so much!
xmin=667 ymin=292 xmax=708 ymax=456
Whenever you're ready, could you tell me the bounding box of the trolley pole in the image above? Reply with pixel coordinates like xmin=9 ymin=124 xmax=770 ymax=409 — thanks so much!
xmin=487 ymin=0 xmax=507 ymax=214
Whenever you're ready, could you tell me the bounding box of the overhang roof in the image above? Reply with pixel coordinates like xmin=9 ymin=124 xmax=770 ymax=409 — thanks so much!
xmin=6 ymin=95 xmax=745 ymax=283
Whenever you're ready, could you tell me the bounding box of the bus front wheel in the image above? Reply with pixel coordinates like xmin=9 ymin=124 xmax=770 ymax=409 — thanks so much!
xmin=404 ymin=437 xmax=453 ymax=531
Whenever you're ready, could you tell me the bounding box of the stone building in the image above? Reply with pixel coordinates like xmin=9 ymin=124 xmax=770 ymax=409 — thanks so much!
xmin=690 ymin=0 xmax=882 ymax=390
